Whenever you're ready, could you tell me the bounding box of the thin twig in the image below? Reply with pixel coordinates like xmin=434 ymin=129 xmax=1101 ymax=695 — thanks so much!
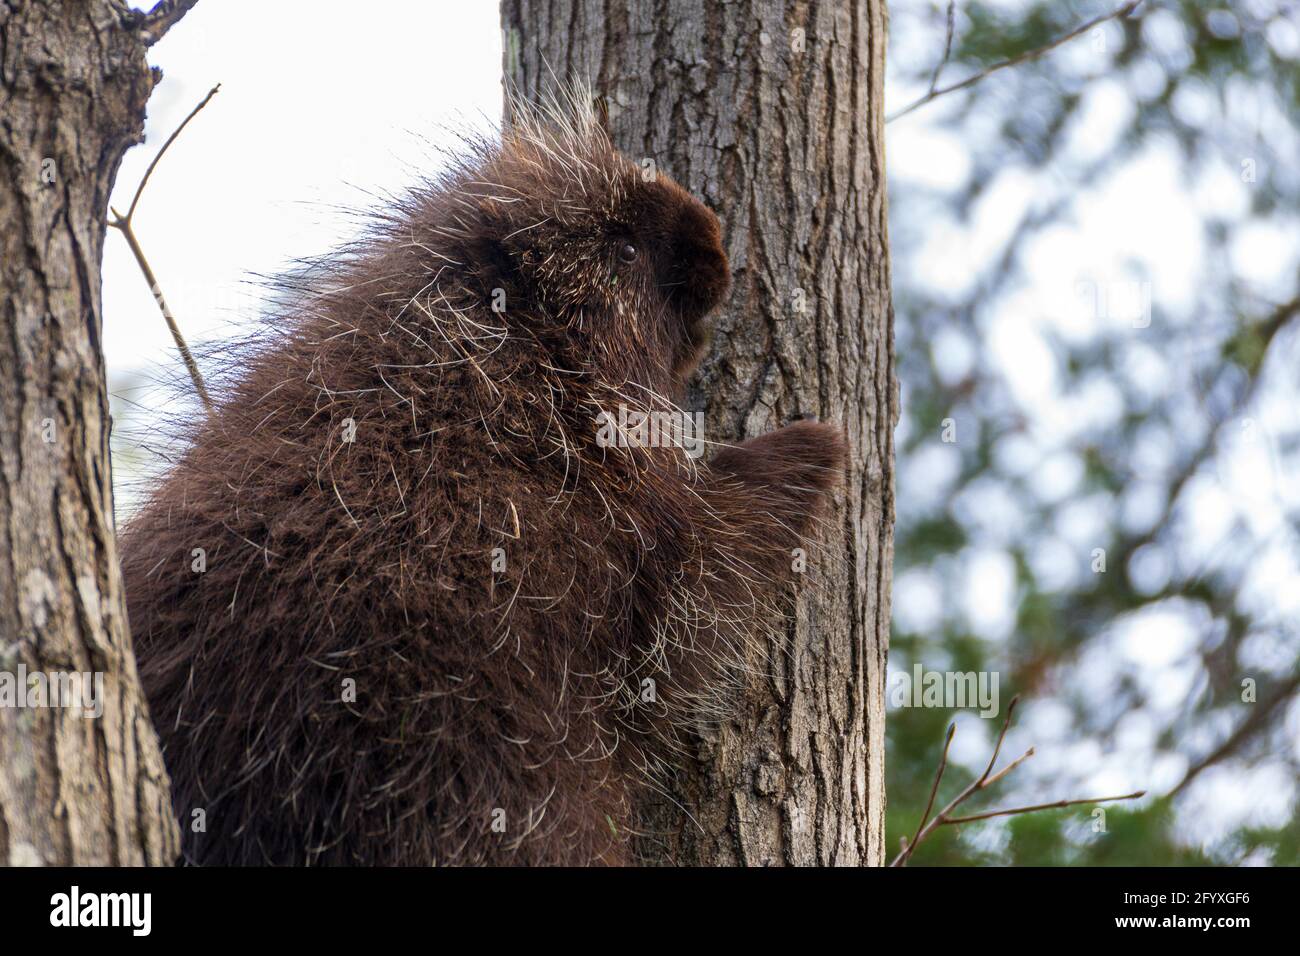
xmin=889 ymin=694 xmax=1145 ymax=866
xmin=943 ymin=791 xmax=1146 ymax=825
xmin=888 ymin=0 xmax=1144 ymax=123
xmin=109 ymin=84 xmax=221 ymax=413
xmin=126 ymin=84 xmax=221 ymax=223
xmin=982 ymin=746 xmax=1034 ymax=788
xmin=926 ymin=1 xmax=958 ymax=96
xmin=108 ymin=216 xmax=212 ymax=411
xmin=977 ymin=692 xmax=1018 ymax=782
xmin=907 ymin=722 xmax=956 ymax=852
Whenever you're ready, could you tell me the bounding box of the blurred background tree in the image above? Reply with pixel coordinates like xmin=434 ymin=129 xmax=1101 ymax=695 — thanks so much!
xmin=885 ymin=0 xmax=1300 ymax=865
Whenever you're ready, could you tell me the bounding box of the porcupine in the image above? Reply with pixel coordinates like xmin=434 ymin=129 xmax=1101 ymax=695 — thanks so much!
xmin=121 ymin=88 xmax=846 ymax=866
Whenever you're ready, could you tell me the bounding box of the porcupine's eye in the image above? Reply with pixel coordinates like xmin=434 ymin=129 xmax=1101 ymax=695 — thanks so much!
xmin=618 ymin=243 xmax=638 ymax=263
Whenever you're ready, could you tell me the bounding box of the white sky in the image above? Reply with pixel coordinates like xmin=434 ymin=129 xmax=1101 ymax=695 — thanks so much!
xmin=107 ymin=1 xmax=503 ymax=379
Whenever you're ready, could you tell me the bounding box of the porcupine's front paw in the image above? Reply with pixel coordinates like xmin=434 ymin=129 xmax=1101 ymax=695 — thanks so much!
xmin=708 ymin=419 xmax=846 ymax=533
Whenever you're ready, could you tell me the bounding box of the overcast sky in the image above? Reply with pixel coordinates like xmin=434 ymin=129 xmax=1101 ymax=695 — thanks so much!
xmin=107 ymin=1 xmax=503 ymax=381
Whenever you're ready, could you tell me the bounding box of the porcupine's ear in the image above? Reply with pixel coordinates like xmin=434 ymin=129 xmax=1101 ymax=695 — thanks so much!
xmin=454 ymin=182 xmax=526 ymax=296
xmin=464 ymin=234 xmax=520 ymax=300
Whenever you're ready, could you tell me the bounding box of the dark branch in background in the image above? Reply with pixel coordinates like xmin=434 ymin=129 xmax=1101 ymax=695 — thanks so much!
xmin=888 ymin=0 xmax=1145 ymax=123
xmin=1110 ymin=294 xmax=1300 ymax=576
xmin=890 ymin=696 xmax=1145 ymax=866
xmin=136 ymin=0 xmax=202 ymax=46
xmin=1168 ymin=670 xmax=1300 ymax=800
xmin=926 ymin=1 xmax=958 ymax=98
xmin=109 ymin=84 xmax=221 ymax=413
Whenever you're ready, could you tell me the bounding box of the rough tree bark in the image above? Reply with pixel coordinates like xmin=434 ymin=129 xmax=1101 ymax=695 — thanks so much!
xmin=0 ymin=0 xmax=192 ymax=866
xmin=502 ymin=0 xmax=896 ymax=865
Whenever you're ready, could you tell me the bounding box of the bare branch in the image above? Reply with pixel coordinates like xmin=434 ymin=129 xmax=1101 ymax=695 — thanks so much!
xmin=137 ymin=0 xmax=202 ymax=47
xmin=108 ymin=210 xmax=212 ymax=411
xmin=888 ymin=0 xmax=1144 ymax=123
xmin=977 ymin=692 xmax=1018 ymax=783
xmin=889 ymin=695 xmax=1145 ymax=866
xmin=943 ymin=791 xmax=1147 ymax=825
xmin=926 ymin=1 xmax=958 ymax=96
xmin=126 ymin=83 xmax=221 ymax=222
xmin=904 ymin=722 xmax=956 ymax=855
xmin=109 ymin=84 xmax=222 ymax=413
xmin=981 ymin=746 xmax=1034 ymax=789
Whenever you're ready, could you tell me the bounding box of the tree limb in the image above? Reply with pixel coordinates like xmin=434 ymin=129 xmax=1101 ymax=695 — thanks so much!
xmin=108 ymin=83 xmax=221 ymax=412
xmin=137 ymin=0 xmax=202 ymax=46
xmin=888 ymin=0 xmax=1144 ymax=123
xmin=125 ymin=82 xmax=221 ymax=222
xmin=890 ymin=695 xmax=1145 ymax=866
xmin=1167 ymin=670 xmax=1300 ymax=800
xmin=925 ymin=2 xmax=958 ymax=98
xmin=943 ymin=791 xmax=1147 ymax=825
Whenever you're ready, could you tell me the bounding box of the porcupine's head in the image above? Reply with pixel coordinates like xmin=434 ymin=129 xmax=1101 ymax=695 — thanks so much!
xmin=431 ymin=87 xmax=731 ymax=397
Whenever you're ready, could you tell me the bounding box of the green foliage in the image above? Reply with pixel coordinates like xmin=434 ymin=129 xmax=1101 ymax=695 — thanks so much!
xmin=887 ymin=0 xmax=1300 ymax=866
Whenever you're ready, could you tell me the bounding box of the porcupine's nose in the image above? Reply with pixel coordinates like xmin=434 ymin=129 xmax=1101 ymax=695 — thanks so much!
xmin=669 ymin=200 xmax=731 ymax=325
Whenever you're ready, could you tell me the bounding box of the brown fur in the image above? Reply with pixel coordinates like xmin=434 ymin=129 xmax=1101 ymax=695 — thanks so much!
xmin=121 ymin=90 xmax=844 ymax=866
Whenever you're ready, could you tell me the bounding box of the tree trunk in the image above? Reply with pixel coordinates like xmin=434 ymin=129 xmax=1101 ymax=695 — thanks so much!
xmin=0 ymin=0 xmax=181 ymax=866
xmin=502 ymin=0 xmax=896 ymax=866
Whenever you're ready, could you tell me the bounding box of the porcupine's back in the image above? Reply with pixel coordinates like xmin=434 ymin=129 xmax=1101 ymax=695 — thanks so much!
xmin=121 ymin=114 xmax=686 ymax=867
xmin=121 ymin=89 xmax=826 ymax=866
